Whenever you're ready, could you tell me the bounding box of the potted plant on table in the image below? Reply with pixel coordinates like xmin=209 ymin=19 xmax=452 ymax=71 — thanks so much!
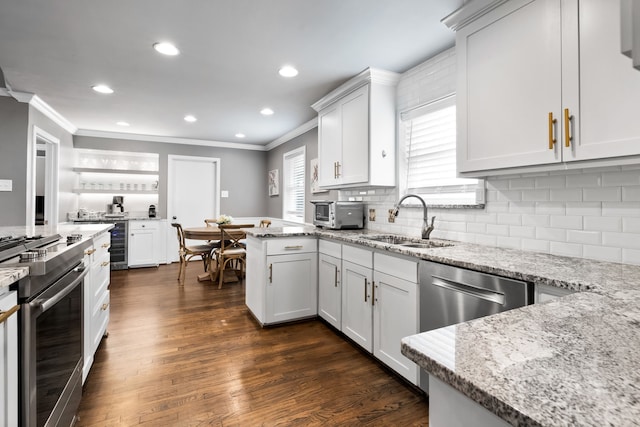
xmin=216 ymin=214 xmax=233 ymax=225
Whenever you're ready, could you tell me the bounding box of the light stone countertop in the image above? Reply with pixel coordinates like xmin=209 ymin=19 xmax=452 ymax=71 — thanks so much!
xmin=245 ymin=226 xmax=640 ymax=426
xmin=0 ymin=223 xmax=114 ymax=289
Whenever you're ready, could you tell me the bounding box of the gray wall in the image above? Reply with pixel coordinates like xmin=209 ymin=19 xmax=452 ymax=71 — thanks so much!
xmin=0 ymin=97 xmax=29 ymax=225
xmin=74 ymin=136 xmax=267 ymax=219
xmin=266 ymin=127 xmax=338 ymax=223
xmin=29 ymin=105 xmax=76 ymax=223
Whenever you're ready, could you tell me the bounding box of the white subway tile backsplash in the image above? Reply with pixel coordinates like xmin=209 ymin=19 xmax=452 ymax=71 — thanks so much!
xmin=550 ymin=215 xmax=583 ymax=230
xmin=521 ymin=238 xmax=550 ymax=253
xmin=566 ymin=202 xmax=601 ymax=217
xmin=550 ymin=188 xmax=582 ymax=202
xmin=583 ymin=245 xmax=622 ymax=263
xmin=583 ymin=187 xmax=621 ymax=202
xmin=509 ymin=201 xmax=536 ymax=213
xmin=622 ymin=249 xmax=640 ymax=265
xmin=475 ymin=234 xmax=497 ymax=246
xmin=567 ymin=230 xmax=601 ymax=245
xmin=536 ymin=227 xmax=566 ymax=242
xmin=622 ymin=187 xmax=640 ymax=202
xmin=509 ymin=178 xmax=535 ymax=190
xmin=601 ymin=171 xmax=640 ymax=187
xmin=550 ymin=242 xmax=582 ymax=257
xmin=486 ymin=224 xmax=510 ymax=236
xmin=602 ymin=202 xmax=640 ymax=217
xmin=584 ymin=216 xmax=622 ymax=232
xmin=602 ymin=232 xmax=640 ymax=249
xmin=623 ymin=218 xmax=640 ymax=233
xmin=509 ymin=225 xmax=536 ymax=238
xmin=522 ymin=214 xmax=550 ymax=227
xmin=522 ymin=189 xmax=550 ymax=202
xmin=535 ymin=175 xmax=566 ymax=188
xmin=566 ymin=173 xmax=602 ymax=188
xmin=467 ymin=222 xmax=487 ymax=233
xmin=535 ymin=202 xmax=565 ymax=215
xmin=486 ymin=202 xmax=510 ymax=213
xmin=497 ymin=236 xmax=521 ymax=249
xmin=475 ymin=213 xmax=497 ymax=224
xmin=496 ymin=191 xmax=522 ymax=202
xmin=487 ymin=180 xmax=509 ymax=190
xmin=497 ymin=213 xmax=522 ymax=226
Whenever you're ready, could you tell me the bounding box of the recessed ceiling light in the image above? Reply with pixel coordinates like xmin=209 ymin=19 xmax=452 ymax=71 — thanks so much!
xmin=278 ymin=66 xmax=298 ymax=77
xmin=153 ymin=42 xmax=180 ymax=56
xmin=260 ymin=108 xmax=274 ymax=116
xmin=184 ymin=115 xmax=197 ymax=123
xmin=235 ymin=133 xmax=246 ymax=138
xmin=116 ymin=121 xmax=130 ymax=127
xmin=92 ymin=84 xmax=114 ymax=94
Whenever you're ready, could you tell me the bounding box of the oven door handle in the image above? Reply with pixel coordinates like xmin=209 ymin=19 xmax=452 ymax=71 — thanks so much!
xmin=32 ymin=265 xmax=88 ymax=312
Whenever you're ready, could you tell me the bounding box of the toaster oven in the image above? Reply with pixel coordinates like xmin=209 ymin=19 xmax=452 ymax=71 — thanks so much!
xmin=311 ymin=200 xmax=365 ymax=229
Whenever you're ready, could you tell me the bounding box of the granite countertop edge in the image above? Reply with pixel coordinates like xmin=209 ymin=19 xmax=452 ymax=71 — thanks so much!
xmin=0 ymin=267 xmax=29 ymax=289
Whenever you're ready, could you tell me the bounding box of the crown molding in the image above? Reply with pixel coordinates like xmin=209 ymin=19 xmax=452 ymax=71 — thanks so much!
xmin=0 ymin=90 xmax=78 ymax=134
xmin=74 ymin=129 xmax=268 ymax=151
xmin=311 ymin=67 xmax=400 ymax=112
xmin=441 ymin=0 xmax=512 ymax=31
xmin=265 ymin=117 xmax=318 ymax=151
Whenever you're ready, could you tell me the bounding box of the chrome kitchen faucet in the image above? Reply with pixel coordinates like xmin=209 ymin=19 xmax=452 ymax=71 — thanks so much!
xmin=390 ymin=194 xmax=435 ymax=239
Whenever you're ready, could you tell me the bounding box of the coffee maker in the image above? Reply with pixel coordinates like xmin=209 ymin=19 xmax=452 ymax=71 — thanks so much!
xmin=112 ymin=196 xmax=124 ymax=213
xmin=148 ymin=205 xmax=156 ymax=218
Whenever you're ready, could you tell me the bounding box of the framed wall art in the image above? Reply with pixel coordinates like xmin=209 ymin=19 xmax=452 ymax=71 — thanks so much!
xmin=268 ymin=169 xmax=279 ymax=196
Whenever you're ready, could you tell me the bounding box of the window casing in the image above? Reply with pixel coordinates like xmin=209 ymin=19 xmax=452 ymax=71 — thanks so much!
xmin=282 ymin=146 xmax=305 ymax=222
xmin=400 ymin=94 xmax=483 ymax=205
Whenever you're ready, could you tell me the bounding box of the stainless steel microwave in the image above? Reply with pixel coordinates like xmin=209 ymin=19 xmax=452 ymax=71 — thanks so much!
xmin=311 ymin=200 xmax=365 ymax=229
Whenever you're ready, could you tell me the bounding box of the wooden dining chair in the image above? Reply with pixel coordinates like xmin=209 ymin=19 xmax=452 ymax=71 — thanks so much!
xmin=204 ymin=218 xmax=217 ymax=227
xmin=171 ymin=223 xmax=216 ymax=284
xmin=210 ymin=224 xmax=255 ymax=289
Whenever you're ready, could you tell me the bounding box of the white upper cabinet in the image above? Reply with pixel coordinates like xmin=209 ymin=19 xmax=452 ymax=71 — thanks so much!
xmin=447 ymin=0 xmax=640 ymax=176
xmin=312 ymin=68 xmax=399 ymax=189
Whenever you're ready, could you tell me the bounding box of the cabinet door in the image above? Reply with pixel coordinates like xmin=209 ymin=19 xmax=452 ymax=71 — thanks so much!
xmin=0 ymin=291 xmax=18 ymax=427
xmin=457 ymin=0 xmax=563 ymax=173
xmin=82 ymin=247 xmax=94 ymax=383
xmin=318 ymin=103 xmax=342 ymax=187
xmin=266 ymin=253 xmax=318 ymax=324
xmin=373 ymin=271 xmax=418 ymax=384
xmin=128 ymin=229 xmax=156 ymax=267
xmin=340 ymin=85 xmax=369 ymax=185
xmin=318 ymin=253 xmax=341 ymax=329
xmin=568 ymin=0 xmax=640 ymax=161
xmin=341 ymin=260 xmax=373 ymax=352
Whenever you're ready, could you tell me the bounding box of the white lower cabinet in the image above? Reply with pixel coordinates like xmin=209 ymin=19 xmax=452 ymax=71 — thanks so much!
xmin=373 ymin=253 xmax=419 ymax=384
xmin=83 ymin=231 xmax=111 ymax=383
xmin=341 ymin=258 xmax=374 ymax=351
xmin=0 ymin=289 xmax=18 ymax=427
xmin=128 ymin=220 xmax=161 ymax=268
xmin=246 ymin=236 xmax=317 ymax=326
xmin=318 ymin=240 xmax=342 ymax=329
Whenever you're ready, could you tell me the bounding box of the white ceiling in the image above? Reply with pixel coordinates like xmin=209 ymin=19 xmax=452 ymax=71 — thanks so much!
xmin=0 ymin=0 xmax=463 ymax=146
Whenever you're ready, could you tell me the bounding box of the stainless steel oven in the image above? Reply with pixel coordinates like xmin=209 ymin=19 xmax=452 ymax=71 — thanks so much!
xmin=0 ymin=233 xmax=90 ymax=426
xmin=21 ymin=262 xmax=87 ymax=426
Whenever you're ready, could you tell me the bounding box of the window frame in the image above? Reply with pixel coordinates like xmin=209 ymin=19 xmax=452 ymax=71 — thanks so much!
xmin=282 ymin=146 xmax=306 ymax=222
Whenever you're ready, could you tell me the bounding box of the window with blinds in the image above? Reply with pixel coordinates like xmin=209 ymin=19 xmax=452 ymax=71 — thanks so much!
xmin=400 ymin=94 xmax=483 ymax=205
xmin=282 ymin=146 xmax=305 ymax=222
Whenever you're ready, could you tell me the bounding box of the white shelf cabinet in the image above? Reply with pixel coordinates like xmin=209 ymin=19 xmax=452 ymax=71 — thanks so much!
xmin=83 ymin=230 xmax=111 ymax=383
xmin=313 ymin=68 xmax=399 ymax=189
xmin=128 ymin=220 xmax=161 ymax=268
xmin=245 ymin=236 xmax=318 ymax=326
xmin=318 ymin=240 xmax=342 ymax=329
xmin=0 ymin=289 xmax=18 ymax=427
xmin=449 ymin=0 xmax=640 ymax=175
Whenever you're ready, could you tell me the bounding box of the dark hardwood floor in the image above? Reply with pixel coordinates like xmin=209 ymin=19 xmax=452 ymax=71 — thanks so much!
xmin=76 ymin=263 xmax=429 ymax=426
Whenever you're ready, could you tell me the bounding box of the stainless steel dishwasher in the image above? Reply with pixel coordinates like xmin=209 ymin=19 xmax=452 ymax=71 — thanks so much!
xmin=419 ymin=260 xmax=533 ymax=393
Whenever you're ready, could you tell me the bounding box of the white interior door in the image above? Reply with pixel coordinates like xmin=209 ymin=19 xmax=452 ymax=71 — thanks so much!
xmin=167 ymin=155 xmax=220 ymax=263
xmin=27 ymin=126 xmax=59 ymax=226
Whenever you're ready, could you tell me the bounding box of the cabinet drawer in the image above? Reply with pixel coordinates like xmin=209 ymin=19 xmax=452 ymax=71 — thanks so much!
xmin=93 ymin=232 xmax=111 ymax=257
xmin=90 ymin=289 xmax=110 ymax=353
xmin=374 ymin=252 xmax=417 ymax=283
xmin=319 ymin=239 xmax=341 ymax=258
xmin=266 ymin=238 xmax=317 ymax=255
xmin=342 ymin=244 xmax=372 ymax=269
xmin=129 ymin=220 xmax=159 ymax=231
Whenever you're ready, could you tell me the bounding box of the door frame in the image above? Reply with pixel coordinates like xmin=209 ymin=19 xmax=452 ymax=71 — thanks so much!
xmin=26 ymin=126 xmax=59 ymax=226
xmin=166 ymin=154 xmax=221 ymax=262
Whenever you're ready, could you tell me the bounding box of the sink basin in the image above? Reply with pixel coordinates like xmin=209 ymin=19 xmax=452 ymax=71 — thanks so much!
xmin=360 ymin=234 xmax=453 ymax=249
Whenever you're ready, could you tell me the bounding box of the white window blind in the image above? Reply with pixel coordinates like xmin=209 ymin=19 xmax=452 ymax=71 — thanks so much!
xmin=283 ymin=147 xmax=305 ymax=222
xmin=401 ymin=94 xmax=482 ymax=205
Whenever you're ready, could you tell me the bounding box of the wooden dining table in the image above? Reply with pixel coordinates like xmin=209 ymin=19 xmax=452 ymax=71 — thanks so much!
xmin=182 ymin=224 xmax=253 ymax=282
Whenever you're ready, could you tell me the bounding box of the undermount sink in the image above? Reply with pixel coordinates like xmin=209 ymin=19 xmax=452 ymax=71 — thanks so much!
xmin=360 ymin=234 xmax=453 ymax=249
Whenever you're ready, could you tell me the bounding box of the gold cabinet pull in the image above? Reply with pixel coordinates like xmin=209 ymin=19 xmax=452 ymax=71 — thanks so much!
xmin=284 ymin=245 xmax=303 ymax=250
xmin=333 ymin=161 xmax=338 ymax=179
xmin=101 ymin=261 xmax=110 ymax=267
xmin=548 ymin=112 xmax=557 ymax=149
xmin=372 ymin=281 xmax=376 ymax=306
xmin=0 ymin=304 xmax=19 ymax=325
xmin=85 ymin=248 xmax=96 ymax=255
xmin=268 ymin=263 xmax=273 ymax=283
xmin=364 ymin=278 xmax=368 ymax=302
xmin=334 ymin=267 xmax=338 ymax=287
xmin=102 ymin=243 xmax=110 ymax=248
xmin=101 ymin=302 xmax=110 ymax=311
xmin=564 ymin=108 xmax=573 ymax=148
xmin=336 ymin=161 xmax=341 ymax=178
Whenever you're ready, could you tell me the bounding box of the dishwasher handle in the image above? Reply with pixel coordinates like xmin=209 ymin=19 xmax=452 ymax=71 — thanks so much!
xmin=431 ymin=275 xmax=505 ymax=305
